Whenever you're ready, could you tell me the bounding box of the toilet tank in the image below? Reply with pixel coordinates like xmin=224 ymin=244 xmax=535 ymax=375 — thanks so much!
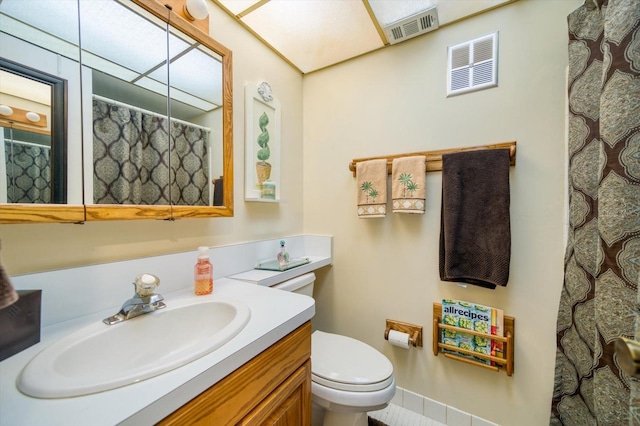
xmin=272 ymin=272 xmax=315 ymax=297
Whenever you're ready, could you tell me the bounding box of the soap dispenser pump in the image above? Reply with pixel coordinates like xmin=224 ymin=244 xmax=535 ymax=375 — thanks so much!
xmin=194 ymin=246 xmax=213 ymax=295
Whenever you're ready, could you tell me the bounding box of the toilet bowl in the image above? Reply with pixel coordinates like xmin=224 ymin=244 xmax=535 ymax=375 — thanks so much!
xmin=311 ymin=330 xmax=396 ymax=426
xmin=272 ymin=273 xmax=396 ymax=426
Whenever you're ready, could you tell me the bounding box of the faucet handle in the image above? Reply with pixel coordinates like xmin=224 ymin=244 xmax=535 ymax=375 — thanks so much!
xmin=134 ymin=273 xmax=160 ymax=297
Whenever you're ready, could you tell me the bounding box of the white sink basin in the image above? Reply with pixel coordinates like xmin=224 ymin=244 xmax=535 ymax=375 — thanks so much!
xmin=17 ymin=299 xmax=251 ymax=398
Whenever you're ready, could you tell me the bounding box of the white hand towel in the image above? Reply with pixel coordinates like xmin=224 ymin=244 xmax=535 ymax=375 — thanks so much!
xmin=392 ymin=156 xmax=426 ymax=214
xmin=356 ymin=159 xmax=387 ymax=218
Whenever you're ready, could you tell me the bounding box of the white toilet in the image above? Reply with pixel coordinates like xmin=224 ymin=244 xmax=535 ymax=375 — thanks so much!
xmin=272 ymin=272 xmax=396 ymax=426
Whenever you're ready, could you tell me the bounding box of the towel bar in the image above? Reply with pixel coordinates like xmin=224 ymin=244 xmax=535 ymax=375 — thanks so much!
xmin=349 ymin=141 xmax=516 ymax=177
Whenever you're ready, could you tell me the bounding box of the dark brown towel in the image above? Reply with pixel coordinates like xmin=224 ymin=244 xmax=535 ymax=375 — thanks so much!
xmin=213 ymin=177 xmax=224 ymax=206
xmin=439 ymin=149 xmax=511 ymax=289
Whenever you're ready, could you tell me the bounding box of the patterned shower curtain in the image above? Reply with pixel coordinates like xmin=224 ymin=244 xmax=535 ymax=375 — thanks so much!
xmin=550 ymin=0 xmax=640 ymax=425
xmin=93 ymin=98 xmax=209 ymax=205
xmin=4 ymin=140 xmax=51 ymax=204
xmin=170 ymin=120 xmax=210 ymax=206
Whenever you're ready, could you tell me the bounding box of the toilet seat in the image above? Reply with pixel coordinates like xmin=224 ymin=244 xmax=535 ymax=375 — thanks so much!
xmin=311 ymin=331 xmax=394 ymax=392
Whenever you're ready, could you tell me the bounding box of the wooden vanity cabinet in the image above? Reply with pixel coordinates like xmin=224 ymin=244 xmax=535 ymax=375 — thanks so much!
xmin=158 ymin=321 xmax=312 ymax=426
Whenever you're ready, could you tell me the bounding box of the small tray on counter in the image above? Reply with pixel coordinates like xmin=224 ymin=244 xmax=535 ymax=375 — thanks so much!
xmin=255 ymin=257 xmax=310 ymax=272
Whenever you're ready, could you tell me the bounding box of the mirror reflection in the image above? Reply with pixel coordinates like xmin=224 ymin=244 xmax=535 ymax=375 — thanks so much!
xmin=0 ymin=0 xmax=227 ymax=212
xmin=80 ymin=0 xmax=224 ymax=207
xmin=80 ymin=0 xmax=172 ymax=205
xmin=0 ymin=0 xmax=78 ymax=205
xmin=1 ymin=69 xmax=52 ymax=203
xmin=168 ymin=28 xmax=224 ymax=207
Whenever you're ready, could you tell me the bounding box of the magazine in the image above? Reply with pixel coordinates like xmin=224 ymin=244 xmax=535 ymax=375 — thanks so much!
xmin=441 ymin=299 xmax=503 ymax=365
xmin=493 ymin=307 xmax=504 ymax=361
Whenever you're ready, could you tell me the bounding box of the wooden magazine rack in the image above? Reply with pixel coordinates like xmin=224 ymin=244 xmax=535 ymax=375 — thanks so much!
xmin=433 ymin=303 xmax=515 ymax=376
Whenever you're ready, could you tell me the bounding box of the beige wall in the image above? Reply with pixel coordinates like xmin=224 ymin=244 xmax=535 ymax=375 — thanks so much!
xmin=0 ymin=5 xmax=305 ymax=274
xmin=303 ymin=0 xmax=580 ymax=425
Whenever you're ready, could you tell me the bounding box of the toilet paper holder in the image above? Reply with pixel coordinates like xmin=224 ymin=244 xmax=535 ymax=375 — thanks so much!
xmin=384 ymin=319 xmax=422 ymax=347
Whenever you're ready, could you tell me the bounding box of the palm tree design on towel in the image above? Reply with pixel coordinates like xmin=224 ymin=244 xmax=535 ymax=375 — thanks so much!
xmin=360 ymin=181 xmax=380 ymax=204
xmin=398 ymin=173 xmax=419 ymax=198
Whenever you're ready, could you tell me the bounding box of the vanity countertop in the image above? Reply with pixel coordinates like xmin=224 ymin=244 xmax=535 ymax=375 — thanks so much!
xmin=0 ymin=278 xmax=315 ymax=426
xmin=228 ymin=255 xmax=331 ymax=287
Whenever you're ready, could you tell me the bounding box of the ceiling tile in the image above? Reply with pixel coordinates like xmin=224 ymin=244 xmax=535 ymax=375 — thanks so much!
xmin=240 ymin=1 xmax=385 ymax=73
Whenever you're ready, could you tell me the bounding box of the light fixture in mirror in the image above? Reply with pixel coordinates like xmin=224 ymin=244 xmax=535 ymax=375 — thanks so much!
xmin=26 ymin=112 xmax=41 ymax=123
xmin=0 ymin=105 xmax=13 ymax=116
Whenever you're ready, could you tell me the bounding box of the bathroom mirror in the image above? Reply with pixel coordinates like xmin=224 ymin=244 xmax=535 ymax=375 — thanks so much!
xmin=0 ymin=0 xmax=233 ymax=223
xmin=0 ymin=60 xmax=66 ymax=204
xmin=0 ymin=0 xmax=84 ymax=223
xmin=83 ymin=0 xmax=233 ymax=221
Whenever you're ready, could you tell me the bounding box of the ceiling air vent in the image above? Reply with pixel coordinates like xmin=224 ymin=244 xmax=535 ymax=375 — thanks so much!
xmin=383 ymin=7 xmax=439 ymax=45
xmin=447 ymin=32 xmax=499 ymax=97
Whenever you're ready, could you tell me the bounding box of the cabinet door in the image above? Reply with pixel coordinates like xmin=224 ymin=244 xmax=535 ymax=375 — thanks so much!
xmin=240 ymin=360 xmax=311 ymax=426
xmin=158 ymin=322 xmax=311 ymax=426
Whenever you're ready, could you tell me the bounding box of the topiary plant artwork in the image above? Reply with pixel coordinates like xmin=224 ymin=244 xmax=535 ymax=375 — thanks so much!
xmin=255 ymin=112 xmax=272 ymax=187
xmin=257 ymin=112 xmax=270 ymax=163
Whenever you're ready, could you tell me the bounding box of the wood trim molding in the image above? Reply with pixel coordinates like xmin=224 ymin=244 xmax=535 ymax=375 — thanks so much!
xmin=0 ymin=204 xmax=84 ymax=224
xmin=84 ymin=205 xmax=172 ymax=221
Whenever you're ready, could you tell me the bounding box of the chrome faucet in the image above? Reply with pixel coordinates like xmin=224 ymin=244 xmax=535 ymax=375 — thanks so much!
xmin=103 ymin=274 xmax=166 ymax=325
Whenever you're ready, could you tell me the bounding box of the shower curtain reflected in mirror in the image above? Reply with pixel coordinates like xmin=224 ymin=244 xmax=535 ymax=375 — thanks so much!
xmin=551 ymin=0 xmax=640 ymax=425
xmin=170 ymin=120 xmax=210 ymax=206
xmin=2 ymin=133 xmax=51 ymax=204
xmin=92 ymin=98 xmax=209 ymax=206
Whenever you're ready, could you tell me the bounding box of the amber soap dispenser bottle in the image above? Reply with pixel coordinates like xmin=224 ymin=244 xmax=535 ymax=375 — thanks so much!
xmin=194 ymin=246 xmax=213 ymax=295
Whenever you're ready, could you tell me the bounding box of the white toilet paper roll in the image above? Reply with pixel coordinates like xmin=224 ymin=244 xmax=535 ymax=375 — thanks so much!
xmin=388 ymin=329 xmax=411 ymax=349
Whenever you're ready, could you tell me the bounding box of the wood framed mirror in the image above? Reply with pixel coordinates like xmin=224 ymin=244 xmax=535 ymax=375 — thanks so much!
xmin=0 ymin=0 xmax=233 ymax=224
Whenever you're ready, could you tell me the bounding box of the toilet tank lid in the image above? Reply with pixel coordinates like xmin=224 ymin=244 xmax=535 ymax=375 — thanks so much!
xmin=271 ymin=272 xmax=315 ymax=291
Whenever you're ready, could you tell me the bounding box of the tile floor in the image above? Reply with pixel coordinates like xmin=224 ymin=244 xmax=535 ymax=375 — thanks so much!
xmin=369 ymin=403 xmax=447 ymax=426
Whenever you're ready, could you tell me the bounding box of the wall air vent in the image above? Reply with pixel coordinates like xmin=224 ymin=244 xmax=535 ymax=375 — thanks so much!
xmin=447 ymin=32 xmax=499 ymax=97
xmin=383 ymin=7 xmax=439 ymax=45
